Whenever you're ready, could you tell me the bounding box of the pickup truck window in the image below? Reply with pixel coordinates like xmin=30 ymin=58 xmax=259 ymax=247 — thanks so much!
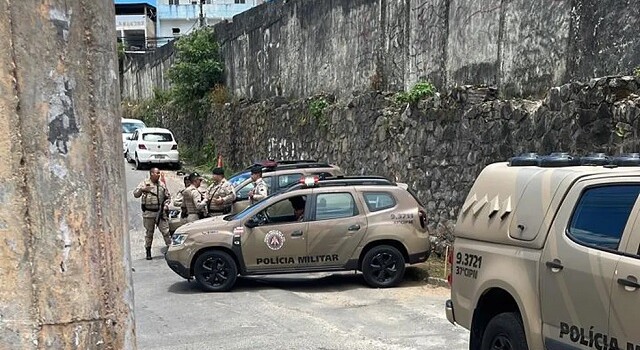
xmin=568 ymin=185 xmax=640 ymax=251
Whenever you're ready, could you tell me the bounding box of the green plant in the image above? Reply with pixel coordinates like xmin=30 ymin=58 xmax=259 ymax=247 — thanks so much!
xmin=634 ymin=66 xmax=640 ymax=77
xmin=168 ymin=27 xmax=224 ymax=109
xmin=395 ymin=81 xmax=436 ymax=104
xmin=614 ymin=122 xmax=633 ymax=153
xmin=117 ymin=42 xmax=126 ymax=60
xmin=308 ymin=97 xmax=329 ymax=131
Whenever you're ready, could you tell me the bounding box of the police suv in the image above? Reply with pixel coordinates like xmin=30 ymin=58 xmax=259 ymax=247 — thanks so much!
xmin=446 ymin=153 xmax=640 ymax=350
xmin=165 ymin=175 xmax=430 ymax=292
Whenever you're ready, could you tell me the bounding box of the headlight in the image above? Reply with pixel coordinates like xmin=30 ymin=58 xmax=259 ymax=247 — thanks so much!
xmin=171 ymin=234 xmax=187 ymax=246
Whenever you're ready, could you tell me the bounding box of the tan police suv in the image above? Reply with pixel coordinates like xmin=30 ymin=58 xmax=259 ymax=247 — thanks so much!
xmin=165 ymin=176 xmax=430 ymax=292
xmin=445 ymin=152 xmax=640 ymax=350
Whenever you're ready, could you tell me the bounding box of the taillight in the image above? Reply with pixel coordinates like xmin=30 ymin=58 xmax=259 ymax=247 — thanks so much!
xmin=171 ymin=144 xmax=178 ymax=150
xmin=446 ymin=246 xmax=454 ymax=286
xmin=138 ymin=144 xmax=147 ymax=150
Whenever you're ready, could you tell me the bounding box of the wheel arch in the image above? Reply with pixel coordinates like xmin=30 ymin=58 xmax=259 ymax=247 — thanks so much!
xmin=190 ymin=246 xmax=241 ymax=276
xmin=470 ymin=287 xmax=522 ymax=350
xmin=358 ymin=239 xmax=409 ymax=270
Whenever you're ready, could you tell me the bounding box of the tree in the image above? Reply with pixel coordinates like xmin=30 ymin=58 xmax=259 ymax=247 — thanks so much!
xmin=168 ymin=27 xmax=224 ymax=107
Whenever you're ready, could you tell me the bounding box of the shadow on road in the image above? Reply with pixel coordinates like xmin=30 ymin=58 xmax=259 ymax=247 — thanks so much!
xmin=166 ymin=272 xmax=428 ymax=294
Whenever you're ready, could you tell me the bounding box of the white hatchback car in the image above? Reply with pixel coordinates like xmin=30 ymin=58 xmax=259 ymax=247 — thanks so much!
xmin=121 ymin=118 xmax=146 ymax=154
xmin=125 ymin=127 xmax=180 ymax=170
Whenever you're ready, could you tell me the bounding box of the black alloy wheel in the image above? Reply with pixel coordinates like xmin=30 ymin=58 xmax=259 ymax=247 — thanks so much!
xmin=361 ymin=245 xmax=405 ymax=288
xmin=193 ymin=250 xmax=238 ymax=292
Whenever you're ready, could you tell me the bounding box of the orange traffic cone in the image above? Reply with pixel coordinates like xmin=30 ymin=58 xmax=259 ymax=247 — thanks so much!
xmin=217 ymin=154 xmax=223 ymax=167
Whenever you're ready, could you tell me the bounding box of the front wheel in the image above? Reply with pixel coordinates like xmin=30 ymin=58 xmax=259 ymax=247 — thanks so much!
xmin=361 ymin=245 xmax=405 ymax=288
xmin=480 ymin=312 xmax=528 ymax=350
xmin=193 ymin=250 xmax=238 ymax=292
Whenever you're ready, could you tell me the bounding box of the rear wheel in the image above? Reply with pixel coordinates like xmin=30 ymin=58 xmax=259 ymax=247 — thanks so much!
xmin=361 ymin=245 xmax=405 ymax=288
xmin=480 ymin=312 xmax=528 ymax=350
xmin=135 ymin=154 xmax=144 ymax=170
xmin=193 ymin=250 xmax=238 ymax=292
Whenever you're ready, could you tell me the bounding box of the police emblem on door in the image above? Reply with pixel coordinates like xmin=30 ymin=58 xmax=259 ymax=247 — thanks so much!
xmin=264 ymin=230 xmax=285 ymax=250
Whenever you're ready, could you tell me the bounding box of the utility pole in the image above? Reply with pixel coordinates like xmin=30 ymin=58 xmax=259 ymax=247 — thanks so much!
xmin=0 ymin=0 xmax=135 ymax=349
xmin=199 ymin=0 xmax=205 ymax=27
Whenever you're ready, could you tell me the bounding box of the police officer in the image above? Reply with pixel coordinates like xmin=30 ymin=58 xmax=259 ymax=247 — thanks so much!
xmin=133 ymin=167 xmax=172 ymax=260
xmin=172 ymin=175 xmax=191 ymax=221
xmin=199 ymin=167 xmax=236 ymax=216
xmin=182 ymin=172 xmax=206 ymax=222
xmin=248 ymin=165 xmax=268 ymax=205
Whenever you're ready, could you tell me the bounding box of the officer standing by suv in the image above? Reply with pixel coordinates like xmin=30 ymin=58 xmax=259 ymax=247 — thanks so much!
xmin=182 ymin=172 xmax=206 ymax=223
xmin=133 ymin=167 xmax=172 ymax=260
xmin=200 ymin=167 xmax=236 ymax=216
xmin=248 ymin=165 xmax=268 ymax=205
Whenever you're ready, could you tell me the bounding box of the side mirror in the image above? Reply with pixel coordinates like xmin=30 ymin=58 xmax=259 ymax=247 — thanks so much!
xmin=245 ymin=218 xmax=257 ymax=229
xmin=126 ymin=136 xmax=132 ymax=141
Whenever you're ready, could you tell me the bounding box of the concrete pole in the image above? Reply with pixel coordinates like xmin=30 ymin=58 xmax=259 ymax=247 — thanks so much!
xmin=0 ymin=1 xmax=135 ymax=349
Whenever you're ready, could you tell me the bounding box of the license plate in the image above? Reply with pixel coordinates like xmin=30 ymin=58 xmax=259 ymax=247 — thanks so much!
xmin=154 ymin=155 xmax=166 ymax=159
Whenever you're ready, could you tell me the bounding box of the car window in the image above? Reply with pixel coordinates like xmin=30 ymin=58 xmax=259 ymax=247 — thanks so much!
xmin=278 ymin=173 xmax=302 ymax=189
xmin=237 ymin=182 xmax=254 ymax=200
xmin=142 ymin=132 xmax=173 ymax=142
xmin=260 ymin=195 xmax=307 ymax=224
xmin=568 ymin=185 xmax=640 ymax=251
xmin=315 ymin=193 xmax=357 ymax=220
xmin=363 ymin=192 xmax=396 ymax=211
xmin=122 ymin=122 xmax=145 ymax=133
xmin=228 ymin=172 xmax=250 ymax=187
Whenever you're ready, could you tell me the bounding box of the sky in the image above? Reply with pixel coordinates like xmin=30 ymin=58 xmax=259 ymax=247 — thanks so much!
xmin=114 ymin=0 xmax=157 ymax=6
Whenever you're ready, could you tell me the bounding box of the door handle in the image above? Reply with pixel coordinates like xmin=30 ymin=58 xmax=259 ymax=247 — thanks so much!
xmin=618 ymin=277 xmax=640 ymax=289
xmin=348 ymin=224 xmax=360 ymax=231
xmin=545 ymin=260 xmax=564 ymax=271
xmin=291 ymin=230 xmax=303 ymax=237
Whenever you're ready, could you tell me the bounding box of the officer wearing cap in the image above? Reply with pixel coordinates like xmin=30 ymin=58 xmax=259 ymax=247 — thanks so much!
xmin=182 ymin=172 xmax=206 ymax=223
xmin=248 ymin=165 xmax=268 ymax=205
xmin=198 ymin=167 xmax=236 ymax=216
xmin=172 ymin=175 xmax=191 ymax=220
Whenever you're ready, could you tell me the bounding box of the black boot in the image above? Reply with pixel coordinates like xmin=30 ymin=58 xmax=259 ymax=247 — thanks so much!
xmin=145 ymin=247 xmax=152 ymax=260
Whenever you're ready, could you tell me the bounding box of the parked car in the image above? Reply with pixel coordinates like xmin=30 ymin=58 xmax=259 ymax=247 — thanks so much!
xmin=121 ymin=118 xmax=146 ymax=154
xmin=165 ymin=175 xmax=430 ymax=292
xmin=125 ymin=127 xmax=180 ymax=170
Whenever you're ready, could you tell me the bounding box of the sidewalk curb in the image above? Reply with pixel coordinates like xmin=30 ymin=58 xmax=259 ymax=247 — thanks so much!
xmin=426 ymin=277 xmax=450 ymax=288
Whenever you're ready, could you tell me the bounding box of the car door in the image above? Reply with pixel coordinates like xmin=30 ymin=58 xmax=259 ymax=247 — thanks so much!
xmin=608 ymin=196 xmax=640 ymax=350
xmin=540 ymin=181 xmax=640 ymax=349
xmin=232 ymin=176 xmax=275 ymax=213
xmin=241 ymin=194 xmax=309 ymax=272
xmin=305 ymin=188 xmax=368 ymax=268
xmin=127 ymin=130 xmax=138 ymax=156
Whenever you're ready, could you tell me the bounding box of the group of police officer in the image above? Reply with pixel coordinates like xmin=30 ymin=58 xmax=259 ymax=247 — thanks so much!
xmin=133 ymin=165 xmax=268 ymax=260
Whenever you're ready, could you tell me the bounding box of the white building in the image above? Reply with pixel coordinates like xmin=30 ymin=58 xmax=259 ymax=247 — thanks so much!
xmin=115 ymin=3 xmax=157 ymax=50
xmin=156 ymin=0 xmax=265 ymax=46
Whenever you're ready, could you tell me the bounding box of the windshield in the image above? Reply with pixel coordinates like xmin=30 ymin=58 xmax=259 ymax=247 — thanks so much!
xmin=122 ymin=122 xmax=145 ymax=133
xmin=228 ymin=171 xmax=251 ymax=187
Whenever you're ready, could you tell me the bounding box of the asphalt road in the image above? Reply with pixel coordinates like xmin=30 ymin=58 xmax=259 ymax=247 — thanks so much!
xmin=124 ymin=160 xmax=469 ymax=350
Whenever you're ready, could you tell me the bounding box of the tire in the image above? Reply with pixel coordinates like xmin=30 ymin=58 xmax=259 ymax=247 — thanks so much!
xmin=361 ymin=245 xmax=406 ymax=288
xmin=135 ymin=154 xmax=144 ymax=170
xmin=480 ymin=312 xmax=528 ymax=350
xmin=125 ymin=151 xmax=134 ymax=163
xmin=193 ymin=250 xmax=238 ymax=292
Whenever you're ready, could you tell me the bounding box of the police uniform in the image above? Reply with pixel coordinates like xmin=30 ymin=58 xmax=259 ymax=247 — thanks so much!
xmin=173 ymin=176 xmax=190 ymax=220
xmin=249 ymin=166 xmax=268 ymax=205
xmin=133 ymin=178 xmax=171 ymax=258
xmin=200 ymin=171 xmax=236 ymax=216
xmin=183 ymin=172 xmax=206 ymax=222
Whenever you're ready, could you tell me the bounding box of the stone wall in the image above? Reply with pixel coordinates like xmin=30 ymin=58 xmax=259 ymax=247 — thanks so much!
xmin=120 ymin=40 xmax=175 ymax=100
xmin=159 ymin=76 xmax=640 ymax=241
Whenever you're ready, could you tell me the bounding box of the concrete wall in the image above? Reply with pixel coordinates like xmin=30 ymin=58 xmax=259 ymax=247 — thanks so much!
xmin=121 ymin=0 xmax=640 ymax=101
xmin=215 ymin=0 xmax=640 ymax=99
xmin=121 ymin=40 xmax=175 ymax=100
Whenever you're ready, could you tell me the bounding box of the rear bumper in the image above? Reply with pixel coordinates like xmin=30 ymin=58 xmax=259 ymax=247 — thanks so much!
xmin=137 ymin=150 xmax=179 ymax=163
xmin=445 ymin=299 xmax=456 ymax=325
xmin=408 ymin=250 xmax=430 ymax=264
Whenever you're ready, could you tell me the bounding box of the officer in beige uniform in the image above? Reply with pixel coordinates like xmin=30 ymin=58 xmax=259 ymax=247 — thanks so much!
xmin=182 ymin=172 xmax=206 ymax=223
xmin=133 ymin=168 xmax=172 ymax=260
xmin=199 ymin=167 xmax=236 ymax=217
xmin=172 ymin=175 xmax=191 ymax=221
xmin=248 ymin=165 xmax=268 ymax=205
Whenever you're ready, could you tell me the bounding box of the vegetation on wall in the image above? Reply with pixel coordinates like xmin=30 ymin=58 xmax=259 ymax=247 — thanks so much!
xmin=395 ymin=81 xmax=437 ymax=104
xmin=634 ymin=66 xmax=640 ymax=77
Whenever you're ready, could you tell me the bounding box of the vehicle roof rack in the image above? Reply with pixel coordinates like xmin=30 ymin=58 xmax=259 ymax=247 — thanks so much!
xmin=285 ymin=175 xmax=395 ymax=192
xmin=508 ymin=152 xmax=640 ymax=168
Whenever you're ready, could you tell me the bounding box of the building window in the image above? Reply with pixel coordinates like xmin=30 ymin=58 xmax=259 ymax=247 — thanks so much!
xmin=169 ymin=0 xmax=179 ymax=5
xmin=172 ymin=28 xmax=181 ymax=35
xmin=235 ymin=0 xmax=246 ymax=3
